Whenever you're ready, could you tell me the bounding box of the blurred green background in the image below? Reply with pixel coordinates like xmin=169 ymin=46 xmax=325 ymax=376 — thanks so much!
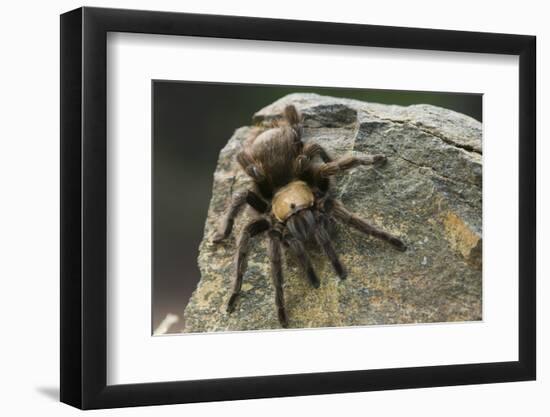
xmin=153 ymin=81 xmax=482 ymax=332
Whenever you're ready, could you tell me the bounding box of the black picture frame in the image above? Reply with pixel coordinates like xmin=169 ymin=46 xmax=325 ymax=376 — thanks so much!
xmin=60 ymin=6 xmax=536 ymax=410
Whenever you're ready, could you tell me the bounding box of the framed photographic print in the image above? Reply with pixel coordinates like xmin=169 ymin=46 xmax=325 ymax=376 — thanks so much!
xmin=60 ymin=6 xmax=536 ymax=409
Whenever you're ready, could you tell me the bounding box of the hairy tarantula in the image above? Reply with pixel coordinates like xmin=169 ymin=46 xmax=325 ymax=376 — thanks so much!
xmin=213 ymin=105 xmax=406 ymax=328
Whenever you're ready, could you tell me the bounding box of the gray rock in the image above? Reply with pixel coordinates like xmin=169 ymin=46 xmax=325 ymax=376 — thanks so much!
xmin=183 ymin=93 xmax=482 ymax=332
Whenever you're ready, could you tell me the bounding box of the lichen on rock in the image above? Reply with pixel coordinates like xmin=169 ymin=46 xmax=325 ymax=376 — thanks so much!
xmin=183 ymin=93 xmax=482 ymax=332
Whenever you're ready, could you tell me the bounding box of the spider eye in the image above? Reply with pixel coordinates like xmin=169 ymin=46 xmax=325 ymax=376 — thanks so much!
xmin=290 ymin=203 xmax=296 ymax=209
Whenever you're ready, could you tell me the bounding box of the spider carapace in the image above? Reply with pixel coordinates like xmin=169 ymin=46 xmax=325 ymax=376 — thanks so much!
xmin=213 ymin=104 xmax=406 ymax=327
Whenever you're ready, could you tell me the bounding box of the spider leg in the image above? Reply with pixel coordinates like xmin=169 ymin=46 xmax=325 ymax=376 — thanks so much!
xmin=318 ymin=154 xmax=387 ymax=178
xmin=213 ymin=189 xmax=268 ymax=242
xmin=303 ymin=142 xmax=332 ymax=162
xmin=245 ymin=190 xmax=269 ymax=213
xmin=268 ymin=230 xmax=289 ymax=328
xmin=330 ymin=199 xmax=407 ymax=251
xmin=314 ymin=214 xmax=347 ymax=279
xmin=295 ymin=143 xmax=333 ymax=177
xmin=285 ymin=236 xmax=321 ymax=288
xmin=227 ymin=218 xmax=270 ymax=313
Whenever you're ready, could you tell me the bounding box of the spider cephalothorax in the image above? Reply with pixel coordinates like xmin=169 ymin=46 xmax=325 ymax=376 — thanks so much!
xmin=213 ymin=105 xmax=406 ymax=328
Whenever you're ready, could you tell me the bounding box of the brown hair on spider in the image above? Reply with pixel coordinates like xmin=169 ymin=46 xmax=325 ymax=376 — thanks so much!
xmin=212 ymin=104 xmax=406 ymax=328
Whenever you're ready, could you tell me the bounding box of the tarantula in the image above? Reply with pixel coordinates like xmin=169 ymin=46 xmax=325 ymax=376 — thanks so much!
xmin=213 ymin=105 xmax=406 ymax=328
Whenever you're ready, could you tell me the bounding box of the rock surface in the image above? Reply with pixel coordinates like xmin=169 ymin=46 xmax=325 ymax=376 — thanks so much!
xmin=183 ymin=93 xmax=482 ymax=332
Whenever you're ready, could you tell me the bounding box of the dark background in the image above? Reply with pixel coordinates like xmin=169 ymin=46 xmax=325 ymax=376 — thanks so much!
xmin=152 ymin=80 xmax=482 ymax=332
